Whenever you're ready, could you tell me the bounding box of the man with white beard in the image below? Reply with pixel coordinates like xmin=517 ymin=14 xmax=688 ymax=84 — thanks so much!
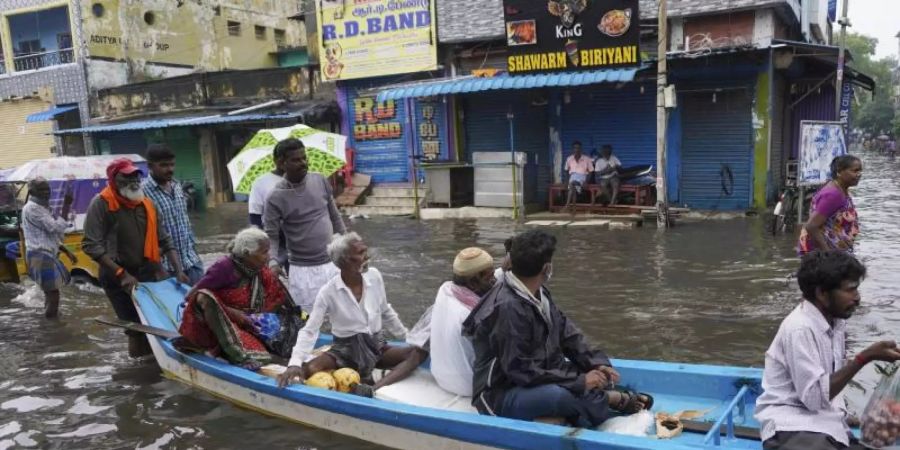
xmin=83 ymin=158 xmax=183 ymax=357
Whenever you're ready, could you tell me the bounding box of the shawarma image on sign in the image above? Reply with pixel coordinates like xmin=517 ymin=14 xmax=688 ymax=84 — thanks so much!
xmin=506 ymin=20 xmax=537 ymax=46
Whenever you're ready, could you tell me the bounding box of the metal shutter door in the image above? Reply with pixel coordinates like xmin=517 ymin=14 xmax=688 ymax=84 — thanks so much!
xmin=560 ymin=83 xmax=656 ymax=168
xmin=680 ymin=90 xmax=753 ymax=210
xmin=462 ymin=92 xmax=549 ymax=203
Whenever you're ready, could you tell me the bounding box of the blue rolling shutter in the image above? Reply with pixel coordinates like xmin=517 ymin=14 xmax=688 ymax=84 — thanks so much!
xmin=462 ymin=92 xmax=549 ymax=203
xmin=680 ymin=90 xmax=753 ymax=210
xmin=560 ymin=83 xmax=656 ymax=172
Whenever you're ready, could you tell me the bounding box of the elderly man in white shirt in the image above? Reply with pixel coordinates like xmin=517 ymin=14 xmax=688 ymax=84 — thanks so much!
xmin=277 ymin=232 xmax=426 ymax=396
xmin=755 ymin=251 xmax=900 ymax=450
xmin=406 ymin=247 xmax=496 ymax=397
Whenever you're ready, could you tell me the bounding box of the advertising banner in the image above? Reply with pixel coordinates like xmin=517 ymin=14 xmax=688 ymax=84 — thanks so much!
xmin=799 ymin=121 xmax=847 ymax=186
xmin=502 ymin=0 xmax=641 ymax=74
xmin=838 ymin=79 xmax=853 ymax=139
xmin=317 ymin=0 xmax=438 ymax=81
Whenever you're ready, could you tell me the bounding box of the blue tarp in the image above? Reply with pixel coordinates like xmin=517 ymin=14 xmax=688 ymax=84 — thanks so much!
xmin=376 ymin=66 xmax=646 ymax=101
xmin=26 ymin=104 xmax=79 ymax=123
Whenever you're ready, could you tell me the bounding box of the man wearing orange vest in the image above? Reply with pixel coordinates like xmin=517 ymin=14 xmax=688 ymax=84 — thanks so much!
xmin=83 ymin=158 xmax=188 ymax=357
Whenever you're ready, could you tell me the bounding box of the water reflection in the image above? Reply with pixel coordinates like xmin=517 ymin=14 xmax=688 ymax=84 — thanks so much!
xmin=0 ymin=151 xmax=896 ymax=448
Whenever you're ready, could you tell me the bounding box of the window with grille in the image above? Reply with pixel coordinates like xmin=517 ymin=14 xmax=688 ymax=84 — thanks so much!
xmin=227 ymin=21 xmax=241 ymax=36
xmin=255 ymin=25 xmax=266 ymax=40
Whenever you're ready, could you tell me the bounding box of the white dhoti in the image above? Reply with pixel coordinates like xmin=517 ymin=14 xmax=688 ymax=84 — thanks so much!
xmin=288 ymin=262 xmax=340 ymax=311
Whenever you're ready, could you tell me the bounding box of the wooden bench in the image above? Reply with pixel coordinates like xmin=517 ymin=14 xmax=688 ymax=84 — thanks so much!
xmin=549 ymin=183 xmax=653 ymax=212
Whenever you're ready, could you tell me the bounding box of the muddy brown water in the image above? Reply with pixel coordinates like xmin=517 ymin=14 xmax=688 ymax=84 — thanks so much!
xmin=1 ymin=151 xmax=897 ymax=449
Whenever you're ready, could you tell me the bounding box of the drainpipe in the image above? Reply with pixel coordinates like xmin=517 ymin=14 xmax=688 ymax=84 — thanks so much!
xmin=834 ymin=0 xmax=850 ymax=117
xmin=507 ymin=109 xmax=519 ymax=220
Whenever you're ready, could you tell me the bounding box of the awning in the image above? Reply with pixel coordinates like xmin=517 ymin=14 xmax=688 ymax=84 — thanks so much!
xmin=376 ymin=66 xmax=646 ymax=101
xmin=26 ymin=104 xmax=79 ymax=123
xmin=55 ymin=101 xmax=340 ymax=135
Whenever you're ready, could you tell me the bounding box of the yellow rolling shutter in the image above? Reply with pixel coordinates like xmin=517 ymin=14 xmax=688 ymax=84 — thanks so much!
xmin=0 ymin=99 xmax=57 ymax=169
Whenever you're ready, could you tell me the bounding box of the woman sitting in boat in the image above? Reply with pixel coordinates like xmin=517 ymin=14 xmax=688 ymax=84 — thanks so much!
xmin=178 ymin=227 xmax=300 ymax=370
xmin=277 ymin=232 xmax=427 ymax=397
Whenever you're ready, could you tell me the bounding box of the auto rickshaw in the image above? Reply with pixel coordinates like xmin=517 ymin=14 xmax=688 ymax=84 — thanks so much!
xmin=0 ymin=154 xmax=148 ymax=285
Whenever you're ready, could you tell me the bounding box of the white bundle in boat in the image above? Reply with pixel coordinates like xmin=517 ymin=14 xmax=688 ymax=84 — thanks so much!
xmin=597 ymin=410 xmax=654 ymax=437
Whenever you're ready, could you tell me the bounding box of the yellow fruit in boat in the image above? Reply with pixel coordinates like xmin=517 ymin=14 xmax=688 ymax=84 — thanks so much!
xmin=305 ymin=371 xmax=336 ymax=390
xmin=333 ymin=368 xmax=361 ymax=393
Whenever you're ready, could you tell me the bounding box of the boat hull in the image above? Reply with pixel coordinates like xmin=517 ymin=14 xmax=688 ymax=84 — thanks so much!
xmin=134 ymin=280 xmax=763 ymax=450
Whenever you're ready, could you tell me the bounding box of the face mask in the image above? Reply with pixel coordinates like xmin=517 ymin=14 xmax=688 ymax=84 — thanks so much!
xmin=359 ymin=260 xmax=370 ymax=274
xmin=544 ymin=263 xmax=553 ymax=282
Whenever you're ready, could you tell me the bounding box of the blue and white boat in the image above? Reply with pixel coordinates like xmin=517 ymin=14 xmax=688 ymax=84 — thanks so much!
xmin=133 ymin=280 xmax=765 ymax=449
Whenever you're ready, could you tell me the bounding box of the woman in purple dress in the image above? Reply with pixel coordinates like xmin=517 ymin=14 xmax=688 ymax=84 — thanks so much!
xmin=798 ymin=155 xmax=862 ymax=255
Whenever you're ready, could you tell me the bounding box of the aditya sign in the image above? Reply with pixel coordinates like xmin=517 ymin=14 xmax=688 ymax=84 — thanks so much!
xmin=317 ymin=0 xmax=438 ymax=81
xmin=503 ymin=0 xmax=641 ymax=74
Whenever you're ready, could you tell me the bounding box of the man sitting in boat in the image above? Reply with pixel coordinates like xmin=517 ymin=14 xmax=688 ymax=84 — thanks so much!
xmin=177 ymin=227 xmax=298 ymax=370
xmin=406 ymin=247 xmax=497 ymax=397
xmin=463 ymin=230 xmax=652 ymax=427
xmin=277 ymin=232 xmax=427 ymax=396
xmin=755 ymin=251 xmax=900 ymax=450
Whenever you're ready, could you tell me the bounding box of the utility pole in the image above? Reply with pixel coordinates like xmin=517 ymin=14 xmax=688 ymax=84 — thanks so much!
xmin=656 ymin=0 xmax=670 ymax=228
xmin=835 ymin=0 xmax=850 ymax=117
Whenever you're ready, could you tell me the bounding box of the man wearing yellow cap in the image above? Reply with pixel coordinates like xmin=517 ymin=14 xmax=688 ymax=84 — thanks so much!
xmin=407 ymin=247 xmax=497 ymax=397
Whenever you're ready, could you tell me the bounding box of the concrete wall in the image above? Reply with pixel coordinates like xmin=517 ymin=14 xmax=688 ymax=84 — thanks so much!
xmin=81 ymin=0 xmax=307 ymax=90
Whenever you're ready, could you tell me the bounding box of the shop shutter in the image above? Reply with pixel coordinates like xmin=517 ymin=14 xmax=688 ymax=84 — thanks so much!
xmin=149 ymin=128 xmax=206 ymax=209
xmin=0 ymin=99 xmax=56 ymax=168
xmin=462 ymin=92 xmax=549 ymax=203
xmin=680 ymin=89 xmax=753 ymax=210
xmin=560 ymin=83 xmax=657 ymax=170
xmin=95 ymin=131 xmax=148 ymax=155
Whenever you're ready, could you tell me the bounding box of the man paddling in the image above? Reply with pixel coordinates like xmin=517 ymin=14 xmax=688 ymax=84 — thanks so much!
xmin=755 ymin=251 xmax=900 ymax=449
xmin=83 ymin=158 xmax=187 ymax=357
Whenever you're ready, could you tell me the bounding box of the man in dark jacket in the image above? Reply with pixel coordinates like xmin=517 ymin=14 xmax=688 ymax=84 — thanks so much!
xmin=462 ymin=230 xmax=651 ymax=427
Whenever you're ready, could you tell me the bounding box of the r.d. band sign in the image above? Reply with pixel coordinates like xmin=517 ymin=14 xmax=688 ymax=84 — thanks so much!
xmin=503 ymin=0 xmax=641 ymax=74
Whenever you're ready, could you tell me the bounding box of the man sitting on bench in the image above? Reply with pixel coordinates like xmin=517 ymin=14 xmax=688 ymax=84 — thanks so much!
xmin=564 ymin=141 xmax=593 ymax=209
xmin=594 ymin=145 xmax=622 ymax=206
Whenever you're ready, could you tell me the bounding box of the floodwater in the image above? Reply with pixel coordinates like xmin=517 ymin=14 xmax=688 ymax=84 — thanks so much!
xmin=1 ymin=151 xmax=897 ymax=449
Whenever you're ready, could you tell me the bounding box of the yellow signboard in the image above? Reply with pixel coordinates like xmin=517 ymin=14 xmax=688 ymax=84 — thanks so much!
xmin=317 ymin=0 xmax=438 ymax=81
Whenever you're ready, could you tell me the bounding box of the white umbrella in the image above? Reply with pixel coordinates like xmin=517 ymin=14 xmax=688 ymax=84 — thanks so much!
xmin=3 ymin=154 xmax=146 ymax=182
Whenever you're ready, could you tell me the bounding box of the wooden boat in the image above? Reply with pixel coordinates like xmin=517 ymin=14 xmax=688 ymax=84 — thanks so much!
xmin=133 ymin=280 xmax=765 ymax=449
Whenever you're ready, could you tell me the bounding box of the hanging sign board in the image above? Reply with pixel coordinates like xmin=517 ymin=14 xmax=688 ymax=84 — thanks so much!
xmin=799 ymin=120 xmax=847 ymax=186
xmin=316 ymin=0 xmax=438 ymax=81
xmin=502 ymin=0 xmax=641 ymax=74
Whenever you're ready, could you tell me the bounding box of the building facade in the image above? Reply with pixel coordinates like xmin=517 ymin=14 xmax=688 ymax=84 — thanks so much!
xmin=332 ymin=0 xmax=870 ymax=211
xmin=0 ymin=0 xmax=307 ymax=168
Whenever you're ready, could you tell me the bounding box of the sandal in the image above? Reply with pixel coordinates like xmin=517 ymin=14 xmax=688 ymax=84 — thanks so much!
xmin=351 ymin=383 xmax=375 ymax=398
xmin=613 ymin=389 xmax=654 ymax=414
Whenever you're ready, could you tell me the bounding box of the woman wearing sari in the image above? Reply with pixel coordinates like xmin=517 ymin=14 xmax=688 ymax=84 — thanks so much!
xmin=178 ymin=227 xmax=300 ymax=369
xmin=798 ymin=155 xmax=862 ymax=255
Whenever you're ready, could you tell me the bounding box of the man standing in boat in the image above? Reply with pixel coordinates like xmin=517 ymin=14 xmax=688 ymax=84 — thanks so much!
xmin=463 ymin=230 xmax=652 ymax=427
xmin=755 ymin=251 xmax=900 ymax=450
xmin=263 ymin=138 xmax=346 ymax=310
xmin=406 ymin=247 xmax=497 ymax=397
xmin=83 ymin=158 xmax=188 ymax=357
xmin=277 ymin=232 xmax=426 ymax=396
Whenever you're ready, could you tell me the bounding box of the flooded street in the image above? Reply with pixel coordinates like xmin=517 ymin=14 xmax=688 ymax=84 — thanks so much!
xmin=1 ymin=151 xmax=897 ymax=449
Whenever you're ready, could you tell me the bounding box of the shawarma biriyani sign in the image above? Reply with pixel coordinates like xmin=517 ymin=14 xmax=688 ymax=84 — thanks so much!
xmin=502 ymin=0 xmax=641 ymax=74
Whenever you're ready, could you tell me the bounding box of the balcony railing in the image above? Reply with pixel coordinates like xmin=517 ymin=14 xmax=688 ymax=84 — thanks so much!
xmin=12 ymin=48 xmax=75 ymax=72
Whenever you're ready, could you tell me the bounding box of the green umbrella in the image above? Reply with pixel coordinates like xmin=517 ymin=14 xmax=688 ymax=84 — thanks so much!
xmin=228 ymin=125 xmax=348 ymax=194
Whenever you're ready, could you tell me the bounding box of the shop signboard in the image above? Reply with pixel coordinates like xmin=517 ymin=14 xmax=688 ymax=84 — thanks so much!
xmin=799 ymin=121 xmax=847 ymax=186
xmin=316 ymin=0 xmax=438 ymax=81
xmin=502 ymin=0 xmax=641 ymax=74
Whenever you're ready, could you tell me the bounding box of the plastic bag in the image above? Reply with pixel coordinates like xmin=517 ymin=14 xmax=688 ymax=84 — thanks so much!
xmin=860 ymin=365 xmax=900 ymax=449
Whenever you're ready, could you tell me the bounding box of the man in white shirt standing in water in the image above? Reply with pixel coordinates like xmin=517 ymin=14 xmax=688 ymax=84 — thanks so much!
xmin=248 ymin=141 xmax=288 ymax=269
